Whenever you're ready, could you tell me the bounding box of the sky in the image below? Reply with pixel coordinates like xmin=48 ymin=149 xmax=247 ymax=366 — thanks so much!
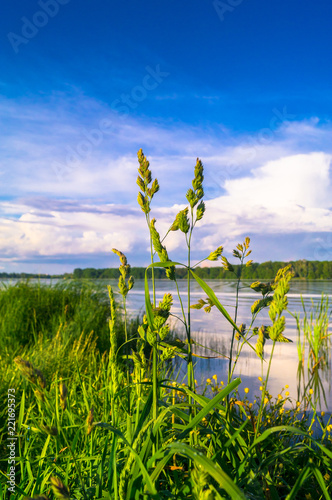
xmin=1 ymin=0 xmax=332 ymax=273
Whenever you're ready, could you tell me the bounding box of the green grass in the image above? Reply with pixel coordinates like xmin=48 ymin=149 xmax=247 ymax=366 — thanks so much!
xmin=1 ymin=149 xmax=332 ymax=499
xmin=1 ymin=288 xmax=331 ymax=499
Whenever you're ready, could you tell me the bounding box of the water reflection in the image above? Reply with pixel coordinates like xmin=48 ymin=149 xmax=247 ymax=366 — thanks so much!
xmin=118 ymin=279 xmax=332 ymax=411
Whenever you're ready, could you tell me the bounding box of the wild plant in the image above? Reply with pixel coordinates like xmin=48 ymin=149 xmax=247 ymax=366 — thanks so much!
xmin=291 ymin=293 xmax=332 ymax=408
xmin=137 ymin=151 xmax=225 ymax=420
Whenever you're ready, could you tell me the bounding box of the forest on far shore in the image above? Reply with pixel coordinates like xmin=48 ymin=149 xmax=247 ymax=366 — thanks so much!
xmin=72 ymin=259 xmax=331 ymax=280
xmin=2 ymin=259 xmax=329 ymax=280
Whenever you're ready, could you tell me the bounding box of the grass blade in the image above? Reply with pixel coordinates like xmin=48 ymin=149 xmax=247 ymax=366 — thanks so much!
xmin=190 ymin=270 xmax=257 ymax=354
xmin=94 ymin=423 xmax=159 ymax=497
xmin=168 ymin=442 xmax=246 ymax=499
xmin=178 ymin=378 xmax=241 ymax=439
xmin=312 ymin=467 xmax=331 ymax=500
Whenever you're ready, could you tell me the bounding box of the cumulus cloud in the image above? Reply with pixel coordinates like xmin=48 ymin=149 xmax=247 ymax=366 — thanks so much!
xmin=1 ymin=94 xmax=332 ymax=271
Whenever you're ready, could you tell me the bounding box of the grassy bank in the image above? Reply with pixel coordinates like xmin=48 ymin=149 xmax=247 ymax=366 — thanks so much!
xmin=0 ymin=281 xmax=140 ymax=447
xmin=0 ymin=281 xmax=331 ymax=499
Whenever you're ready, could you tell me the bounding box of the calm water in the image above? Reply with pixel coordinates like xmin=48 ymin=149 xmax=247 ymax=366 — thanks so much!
xmin=112 ymin=279 xmax=332 ymax=411
xmin=3 ymin=277 xmax=331 ymax=410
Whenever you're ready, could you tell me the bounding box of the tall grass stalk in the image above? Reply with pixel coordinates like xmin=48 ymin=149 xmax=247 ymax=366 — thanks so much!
xmin=227 ymin=242 xmax=250 ymax=386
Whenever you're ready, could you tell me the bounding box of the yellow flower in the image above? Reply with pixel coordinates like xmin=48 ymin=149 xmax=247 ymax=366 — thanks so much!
xmin=278 ymin=394 xmax=283 ymax=400
xmin=249 ymin=403 xmax=253 ymax=409
xmin=206 ymin=378 xmax=211 ymax=384
xmin=212 ymin=374 xmax=217 ymax=381
xmin=321 ymin=411 xmax=325 ymax=417
xmin=285 ymin=384 xmax=289 ymax=389
xmin=244 ymin=388 xmax=250 ymax=394
xmin=296 ymin=401 xmax=301 ymax=407
xmin=326 ymin=425 xmax=332 ymax=433
xmin=220 ymin=381 xmax=224 ymax=386
xmin=264 ymin=397 xmax=269 ymax=405
xmin=285 ymin=391 xmax=290 ymax=397
xmin=258 ymin=376 xmax=263 ymax=382
xmin=280 ymin=408 xmax=284 ymax=414
xmin=259 ymin=386 xmax=263 ymax=391
xmin=194 ymin=379 xmax=198 ymax=385
xmin=309 ymin=388 xmax=314 ymax=395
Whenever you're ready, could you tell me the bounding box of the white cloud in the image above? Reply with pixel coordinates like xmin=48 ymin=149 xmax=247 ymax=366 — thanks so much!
xmin=204 ymin=152 xmax=332 ymax=237
xmin=1 ymin=94 xmax=332 ymax=271
xmin=225 ymin=152 xmax=331 ymax=209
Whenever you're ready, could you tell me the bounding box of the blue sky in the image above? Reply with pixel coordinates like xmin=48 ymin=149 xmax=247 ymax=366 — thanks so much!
xmin=1 ymin=0 xmax=332 ymax=273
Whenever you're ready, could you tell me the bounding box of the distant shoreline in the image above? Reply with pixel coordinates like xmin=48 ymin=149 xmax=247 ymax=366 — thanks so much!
xmin=1 ymin=259 xmax=331 ymax=281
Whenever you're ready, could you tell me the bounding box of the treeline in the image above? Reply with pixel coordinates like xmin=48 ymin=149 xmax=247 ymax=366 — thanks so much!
xmin=0 ymin=272 xmax=71 ymax=279
xmin=73 ymin=260 xmax=332 ymax=280
xmin=1 ymin=260 xmax=330 ymax=281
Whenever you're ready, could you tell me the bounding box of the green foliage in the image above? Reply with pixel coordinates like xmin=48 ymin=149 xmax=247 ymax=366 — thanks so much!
xmin=0 ymin=280 xmax=121 ymax=355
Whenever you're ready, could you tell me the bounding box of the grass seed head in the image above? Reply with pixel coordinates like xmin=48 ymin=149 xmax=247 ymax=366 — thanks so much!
xmin=137 ymin=149 xmax=159 ymax=211
xmin=112 ymin=248 xmax=127 ymax=266
xmin=50 ymin=477 xmax=70 ymax=499
xmin=14 ymin=357 xmax=46 ymax=389
xmin=186 ymin=188 xmax=196 ymax=207
xmin=171 ymin=207 xmax=190 ymax=233
xmin=34 ymin=369 xmax=46 ymax=389
xmin=221 ymin=256 xmax=234 ymax=272
xmin=207 ymin=246 xmax=223 ymax=261
xmin=256 ymin=327 xmax=266 ymax=359
xmin=14 ymin=357 xmax=36 ymax=383
xmin=128 ymin=276 xmax=135 ymax=290
xmin=41 ymin=424 xmax=58 ymax=436
xmin=136 ymin=175 xmax=145 ymax=191
xmin=268 ymin=316 xmax=286 ymax=341
xmin=59 ymin=380 xmax=68 ymax=410
xmin=196 ymin=200 xmax=205 ymax=221
xmin=150 ymin=178 xmax=159 ymax=196
xmin=87 ymin=407 xmax=94 ymax=435
xmin=150 ymin=218 xmax=175 ymax=280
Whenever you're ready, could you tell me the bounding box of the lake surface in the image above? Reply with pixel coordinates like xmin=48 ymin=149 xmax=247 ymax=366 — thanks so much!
xmin=111 ymin=279 xmax=332 ymax=411
xmin=3 ymin=277 xmax=331 ymax=410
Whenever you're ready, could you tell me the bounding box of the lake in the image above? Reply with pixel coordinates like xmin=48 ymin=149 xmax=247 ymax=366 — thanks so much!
xmin=111 ymin=278 xmax=332 ymax=411
xmin=3 ymin=277 xmax=331 ymax=410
